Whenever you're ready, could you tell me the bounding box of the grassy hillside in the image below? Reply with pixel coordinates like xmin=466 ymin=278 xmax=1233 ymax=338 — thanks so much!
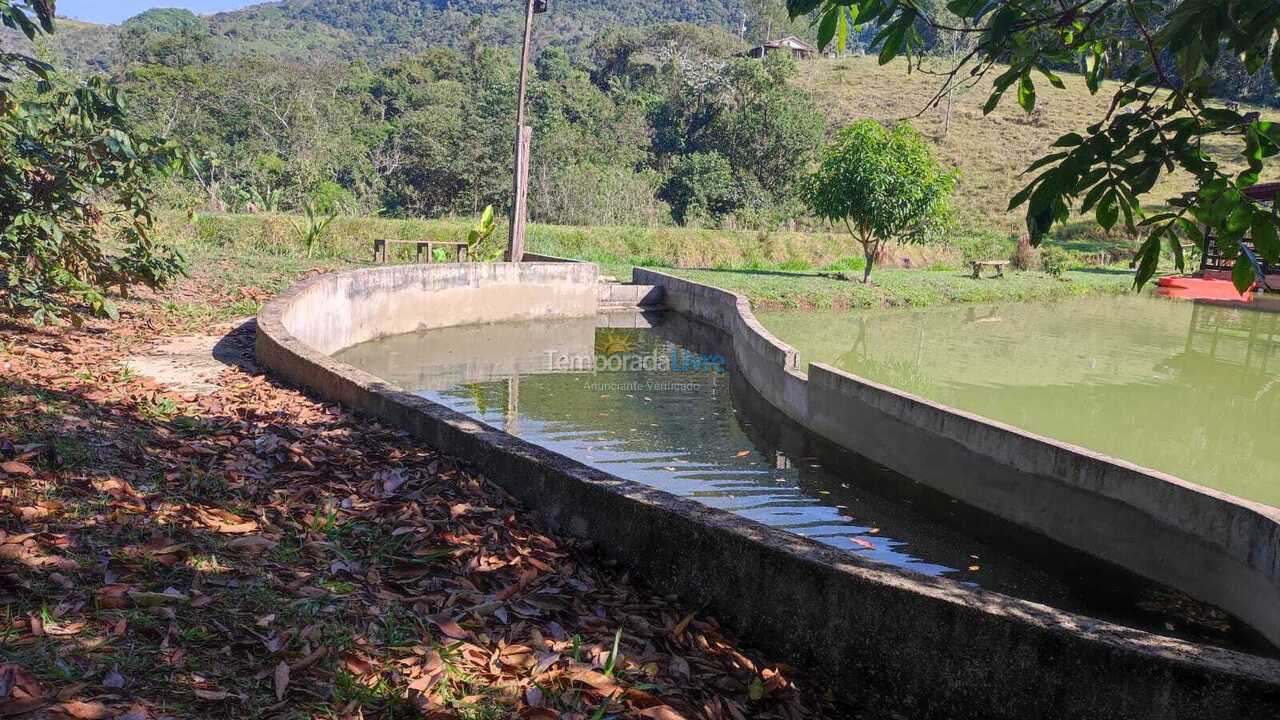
xmin=797 ymin=55 xmax=1259 ymax=238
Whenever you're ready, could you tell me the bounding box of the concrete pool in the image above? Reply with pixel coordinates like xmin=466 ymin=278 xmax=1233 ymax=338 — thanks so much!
xmin=334 ymin=310 xmax=1269 ymax=653
xmin=256 ymin=262 xmax=1280 ymax=716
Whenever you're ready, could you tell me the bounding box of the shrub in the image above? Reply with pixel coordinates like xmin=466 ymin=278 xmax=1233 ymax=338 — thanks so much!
xmin=1040 ymin=245 xmax=1070 ymax=278
xmin=308 ymin=180 xmax=355 ymax=215
xmin=289 ymin=201 xmax=338 ymax=259
xmin=1 ymin=77 xmax=187 ymax=323
xmin=958 ymin=232 xmax=1011 ymax=264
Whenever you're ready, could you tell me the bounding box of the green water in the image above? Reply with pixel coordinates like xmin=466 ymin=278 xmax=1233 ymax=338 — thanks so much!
xmin=759 ymin=295 xmax=1280 ymax=508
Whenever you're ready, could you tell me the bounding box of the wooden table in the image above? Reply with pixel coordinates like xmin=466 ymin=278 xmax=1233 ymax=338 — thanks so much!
xmin=373 ymin=239 xmax=469 ymax=264
xmin=970 ymin=260 xmax=1009 ymax=279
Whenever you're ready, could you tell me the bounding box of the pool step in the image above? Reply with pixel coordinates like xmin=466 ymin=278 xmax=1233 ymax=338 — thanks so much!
xmin=599 ymin=283 xmax=666 ymax=311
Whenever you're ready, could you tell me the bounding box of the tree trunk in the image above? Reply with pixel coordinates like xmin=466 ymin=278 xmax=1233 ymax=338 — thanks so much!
xmin=862 ymin=241 xmax=876 ymax=283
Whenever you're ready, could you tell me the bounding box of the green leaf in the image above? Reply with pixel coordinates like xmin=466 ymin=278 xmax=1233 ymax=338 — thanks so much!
xmin=946 ymin=0 xmax=986 ymax=17
xmin=1097 ymin=190 xmax=1119 ymax=231
xmin=982 ymin=89 xmax=1005 ymax=115
xmin=1036 ymin=66 xmax=1066 ymax=90
xmin=1084 ymin=48 xmax=1104 ymax=94
xmin=1052 ymin=133 xmax=1084 ymax=148
xmin=1017 ymin=73 xmax=1036 ymax=114
xmin=787 ymin=0 xmax=823 ymax=20
xmin=1233 ymin=254 xmax=1258 ymax=293
xmin=817 ymin=7 xmax=839 ymax=50
xmin=1252 ymin=212 xmax=1280 ymax=262
xmin=1133 ymin=235 xmax=1162 ymax=289
xmin=1023 ymin=151 xmax=1068 ymax=174
xmin=1163 ymin=227 xmax=1185 ymax=273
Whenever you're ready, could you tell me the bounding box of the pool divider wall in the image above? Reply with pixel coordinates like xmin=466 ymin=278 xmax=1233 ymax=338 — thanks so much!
xmin=257 ymin=262 xmax=1280 ymax=718
xmin=633 ymin=267 xmax=1280 ymax=650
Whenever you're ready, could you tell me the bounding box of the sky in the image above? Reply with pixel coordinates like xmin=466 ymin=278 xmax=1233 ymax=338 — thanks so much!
xmin=58 ymin=1 xmax=263 ymax=25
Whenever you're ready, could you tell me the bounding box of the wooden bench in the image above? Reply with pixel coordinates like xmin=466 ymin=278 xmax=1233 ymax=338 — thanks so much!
xmin=373 ymin=239 xmax=469 ymax=264
xmin=970 ymin=260 xmax=1009 ymax=279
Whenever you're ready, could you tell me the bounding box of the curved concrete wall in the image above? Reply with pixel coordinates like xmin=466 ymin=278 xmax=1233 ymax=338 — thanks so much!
xmin=281 ymin=262 xmax=599 ymax=356
xmin=258 ymin=262 xmax=1280 ymax=718
xmin=633 ymin=267 xmax=1280 ymax=652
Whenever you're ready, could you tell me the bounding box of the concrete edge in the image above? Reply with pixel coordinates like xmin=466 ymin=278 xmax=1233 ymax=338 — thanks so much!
xmin=256 ymin=263 xmax=1280 ymax=718
xmin=633 ymin=268 xmax=1280 ymax=649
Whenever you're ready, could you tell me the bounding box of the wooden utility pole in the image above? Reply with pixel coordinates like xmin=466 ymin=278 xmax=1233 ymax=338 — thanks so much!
xmin=505 ymin=0 xmax=541 ymax=262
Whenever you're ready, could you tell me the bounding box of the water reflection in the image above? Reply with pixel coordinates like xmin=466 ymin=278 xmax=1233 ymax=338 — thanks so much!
xmin=761 ymin=296 xmax=1280 ymax=507
xmin=335 ymin=311 xmax=1273 ymax=653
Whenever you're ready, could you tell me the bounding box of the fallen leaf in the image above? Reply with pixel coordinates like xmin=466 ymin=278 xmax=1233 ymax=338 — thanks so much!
xmin=341 ymin=654 xmax=374 ymax=677
xmin=95 ymin=585 xmax=131 ymax=609
xmin=103 ymin=665 xmax=125 ymax=689
xmin=0 ymin=664 xmax=43 ymax=716
xmin=0 ymin=462 xmax=33 ymax=477
xmin=127 ymin=590 xmax=188 ymax=607
xmin=570 ymin=669 xmax=619 ymax=692
xmin=734 ymin=451 xmax=750 ymax=458
xmin=226 ymin=535 xmax=276 ymax=554
xmin=273 ymin=661 xmax=289 ymax=701
xmin=672 ymin=611 xmax=695 ymax=637
xmin=116 ymin=705 xmax=148 ymax=720
xmin=428 ymin=615 xmax=469 ymax=640
xmin=91 ymin=478 xmax=140 ymax=500
xmin=639 ymin=706 xmax=689 ymax=720
xmin=191 ymin=688 xmax=236 ymax=702
xmin=58 ymin=700 xmax=111 ymax=719
xmin=43 ymin=621 xmax=85 ymax=637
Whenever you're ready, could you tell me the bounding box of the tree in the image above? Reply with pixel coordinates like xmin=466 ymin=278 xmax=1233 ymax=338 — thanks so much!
xmin=661 ymin=151 xmax=742 ymax=225
xmin=705 ymin=55 xmax=826 ymax=207
xmin=1 ymin=2 xmax=187 ymax=324
xmin=788 ymin=0 xmax=1280 ymax=292
xmin=803 ymin=121 xmax=955 ymax=282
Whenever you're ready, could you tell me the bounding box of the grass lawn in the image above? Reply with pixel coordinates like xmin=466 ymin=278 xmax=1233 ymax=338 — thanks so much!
xmin=145 ymin=208 xmax=1146 ymax=324
xmin=155 ymin=211 xmax=1153 ymax=324
xmin=661 ymin=267 xmax=1138 ymax=311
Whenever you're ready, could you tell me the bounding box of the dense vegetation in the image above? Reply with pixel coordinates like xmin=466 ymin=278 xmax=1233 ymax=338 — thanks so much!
xmin=1 ymin=1 xmax=187 ymax=323
xmin=4 ymin=0 xmax=1280 ymax=319
xmin=48 ymin=14 xmax=823 ymax=233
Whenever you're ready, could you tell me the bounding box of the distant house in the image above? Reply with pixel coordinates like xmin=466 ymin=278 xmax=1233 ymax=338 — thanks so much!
xmin=741 ymin=36 xmax=818 ymax=61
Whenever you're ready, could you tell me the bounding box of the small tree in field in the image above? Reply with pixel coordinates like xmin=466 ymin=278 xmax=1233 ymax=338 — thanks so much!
xmin=803 ymin=121 xmax=955 ymax=283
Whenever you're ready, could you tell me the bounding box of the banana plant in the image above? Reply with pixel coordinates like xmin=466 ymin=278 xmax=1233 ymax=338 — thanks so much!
xmin=290 ymin=201 xmax=338 ymax=259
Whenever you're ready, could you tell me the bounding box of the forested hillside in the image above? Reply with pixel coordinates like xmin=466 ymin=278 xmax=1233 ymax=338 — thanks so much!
xmin=36 ymin=13 xmax=826 ymax=233
xmin=15 ymin=0 xmax=808 ymax=71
